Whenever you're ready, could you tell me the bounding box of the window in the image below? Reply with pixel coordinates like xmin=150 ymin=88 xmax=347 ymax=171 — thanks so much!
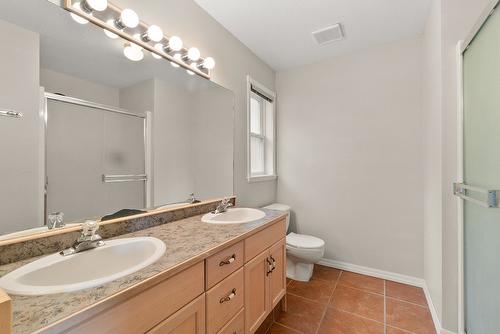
xmin=247 ymin=76 xmax=276 ymax=182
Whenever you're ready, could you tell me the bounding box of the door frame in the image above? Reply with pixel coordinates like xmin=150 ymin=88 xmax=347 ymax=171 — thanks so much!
xmin=456 ymin=1 xmax=500 ymax=333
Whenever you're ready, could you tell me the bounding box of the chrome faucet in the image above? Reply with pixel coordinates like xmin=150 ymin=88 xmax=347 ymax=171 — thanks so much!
xmin=213 ymin=197 xmax=233 ymax=214
xmin=60 ymin=221 xmax=105 ymax=256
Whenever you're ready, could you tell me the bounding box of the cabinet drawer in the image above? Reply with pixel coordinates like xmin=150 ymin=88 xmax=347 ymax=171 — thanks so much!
xmin=147 ymin=294 xmax=205 ymax=334
xmin=206 ymin=267 xmax=244 ymax=334
xmin=245 ymin=219 xmax=286 ymax=262
xmin=206 ymin=241 xmax=244 ymax=289
xmin=64 ymin=262 xmax=205 ymax=334
xmin=217 ymin=308 xmax=244 ymax=334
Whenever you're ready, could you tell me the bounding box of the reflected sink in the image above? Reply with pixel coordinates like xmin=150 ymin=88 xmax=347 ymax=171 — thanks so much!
xmin=0 ymin=237 xmax=166 ymax=296
xmin=202 ymin=208 xmax=266 ymax=224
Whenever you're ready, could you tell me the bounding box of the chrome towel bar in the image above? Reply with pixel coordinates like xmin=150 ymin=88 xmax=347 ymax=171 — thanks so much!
xmin=0 ymin=109 xmax=23 ymax=118
xmin=453 ymin=183 xmax=498 ymax=208
xmin=102 ymin=174 xmax=147 ymax=183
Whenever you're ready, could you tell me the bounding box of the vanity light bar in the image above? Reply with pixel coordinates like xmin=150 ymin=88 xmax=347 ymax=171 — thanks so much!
xmin=63 ymin=0 xmax=215 ymax=79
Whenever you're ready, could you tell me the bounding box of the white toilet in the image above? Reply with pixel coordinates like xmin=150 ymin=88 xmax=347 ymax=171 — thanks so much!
xmin=263 ymin=203 xmax=325 ymax=282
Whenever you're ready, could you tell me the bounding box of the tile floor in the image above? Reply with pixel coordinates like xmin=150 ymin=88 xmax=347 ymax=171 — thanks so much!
xmin=266 ymin=265 xmax=436 ymax=334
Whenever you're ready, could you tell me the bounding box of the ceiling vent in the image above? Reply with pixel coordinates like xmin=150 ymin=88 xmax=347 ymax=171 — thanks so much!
xmin=312 ymin=23 xmax=345 ymax=46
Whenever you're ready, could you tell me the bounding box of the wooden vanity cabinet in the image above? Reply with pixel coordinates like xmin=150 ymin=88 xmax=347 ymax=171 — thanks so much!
xmin=14 ymin=218 xmax=286 ymax=334
xmin=147 ymin=294 xmax=206 ymax=334
xmin=244 ymin=220 xmax=287 ymax=334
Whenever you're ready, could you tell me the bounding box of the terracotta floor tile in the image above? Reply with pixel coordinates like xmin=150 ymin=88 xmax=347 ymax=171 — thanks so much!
xmin=256 ymin=311 xmax=275 ymax=334
xmin=386 ymin=298 xmax=436 ymax=334
xmin=329 ymin=285 xmax=384 ymax=322
xmin=288 ymin=278 xmax=335 ymax=304
xmin=386 ymin=326 xmax=414 ymax=334
xmin=267 ymin=323 xmax=303 ymax=334
xmin=386 ymin=281 xmax=427 ymax=306
xmin=275 ymin=294 xmax=325 ymax=334
xmin=317 ymin=308 xmax=384 ymax=334
xmin=337 ymin=271 xmax=385 ymax=294
xmin=312 ymin=265 xmax=341 ymax=282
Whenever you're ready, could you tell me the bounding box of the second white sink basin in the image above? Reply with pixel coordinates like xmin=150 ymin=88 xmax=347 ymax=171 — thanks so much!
xmin=0 ymin=237 xmax=166 ymax=296
xmin=202 ymin=208 xmax=266 ymax=224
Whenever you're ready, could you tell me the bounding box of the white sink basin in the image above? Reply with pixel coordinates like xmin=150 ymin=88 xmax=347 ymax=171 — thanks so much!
xmin=0 ymin=237 xmax=166 ymax=296
xmin=202 ymin=208 xmax=266 ymax=224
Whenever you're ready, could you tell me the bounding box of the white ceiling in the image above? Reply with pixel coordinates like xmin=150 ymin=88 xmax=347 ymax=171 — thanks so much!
xmin=194 ymin=0 xmax=431 ymax=71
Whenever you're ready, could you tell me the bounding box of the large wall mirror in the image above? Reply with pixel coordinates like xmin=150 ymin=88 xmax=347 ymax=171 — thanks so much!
xmin=0 ymin=0 xmax=234 ymax=241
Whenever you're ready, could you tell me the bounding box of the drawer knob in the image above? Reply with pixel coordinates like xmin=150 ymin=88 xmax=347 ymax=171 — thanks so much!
xmin=219 ymin=254 xmax=236 ymax=266
xmin=220 ymin=288 xmax=237 ymax=304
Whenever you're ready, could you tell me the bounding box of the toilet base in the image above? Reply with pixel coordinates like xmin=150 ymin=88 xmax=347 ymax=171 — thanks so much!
xmin=286 ymin=256 xmax=314 ymax=282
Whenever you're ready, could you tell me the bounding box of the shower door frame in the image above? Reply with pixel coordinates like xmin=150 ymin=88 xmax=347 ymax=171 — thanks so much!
xmin=456 ymin=0 xmax=500 ymax=332
xmin=41 ymin=90 xmax=152 ymax=226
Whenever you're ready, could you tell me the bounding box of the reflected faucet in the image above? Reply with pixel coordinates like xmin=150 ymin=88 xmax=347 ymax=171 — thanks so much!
xmin=47 ymin=212 xmax=65 ymax=230
xmin=212 ymin=197 xmax=233 ymax=214
xmin=60 ymin=221 xmax=104 ymax=256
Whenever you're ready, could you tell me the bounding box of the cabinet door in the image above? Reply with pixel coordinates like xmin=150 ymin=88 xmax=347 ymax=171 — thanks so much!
xmin=147 ymin=294 xmax=205 ymax=334
xmin=269 ymin=239 xmax=286 ymax=309
xmin=244 ymin=250 xmax=270 ymax=333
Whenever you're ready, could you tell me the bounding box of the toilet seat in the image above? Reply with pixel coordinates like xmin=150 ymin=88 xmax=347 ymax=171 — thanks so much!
xmin=286 ymin=232 xmax=325 ymax=249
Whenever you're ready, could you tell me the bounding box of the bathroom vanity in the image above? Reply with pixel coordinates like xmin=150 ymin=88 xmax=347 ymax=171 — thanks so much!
xmin=0 ymin=204 xmax=287 ymax=334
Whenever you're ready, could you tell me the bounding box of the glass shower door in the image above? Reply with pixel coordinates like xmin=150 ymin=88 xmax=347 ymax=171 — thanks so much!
xmin=462 ymin=6 xmax=500 ymax=334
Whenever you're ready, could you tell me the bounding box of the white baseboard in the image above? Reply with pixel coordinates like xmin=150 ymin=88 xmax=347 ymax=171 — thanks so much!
xmin=318 ymin=258 xmax=456 ymax=334
xmin=317 ymin=258 xmax=425 ymax=287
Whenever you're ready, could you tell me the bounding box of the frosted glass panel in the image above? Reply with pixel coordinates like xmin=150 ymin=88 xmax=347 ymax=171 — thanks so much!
xmin=250 ymin=136 xmax=264 ymax=175
xmin=463 ymin=7 xmax=500 ymax=334
xmin=104 ymin=113 xmax=145 ymax=175
xmin=250 ymin=96 xmax=262 ymax=134
xmin=46 ymin=100 xmax=146 ymax=223
xmin=47 ymin=101 xmax=106 ymax=222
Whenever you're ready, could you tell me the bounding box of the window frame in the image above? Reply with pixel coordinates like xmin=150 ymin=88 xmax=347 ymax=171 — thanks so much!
xmin=246 ymin=75 xmax=277 ymax=183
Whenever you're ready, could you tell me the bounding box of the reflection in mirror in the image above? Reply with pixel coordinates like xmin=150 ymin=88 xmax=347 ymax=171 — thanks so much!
xmin=0 ymin=0 xmax=234 ymax=240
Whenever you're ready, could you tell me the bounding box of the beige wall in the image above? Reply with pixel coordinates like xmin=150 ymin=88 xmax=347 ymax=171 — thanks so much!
xmin=422 ymin=0 xmax=443 ymax=324
xmin=276 ymin=38 xmax=424 ymax=278
xmin=0 ymin=19 xmax=41 ymax=234
xmin=41 ymin=68 xmax=119 ymax=106
xmin=115 ymin=0 xmax=277 ymax=206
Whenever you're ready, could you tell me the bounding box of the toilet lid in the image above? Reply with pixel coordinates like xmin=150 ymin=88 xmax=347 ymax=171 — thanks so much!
xmin=286 ymin=232 xmax=325 ymax=249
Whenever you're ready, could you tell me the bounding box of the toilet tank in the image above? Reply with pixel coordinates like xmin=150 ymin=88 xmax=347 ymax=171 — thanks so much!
xmin=262 ymin=203 xmax=291 ymax=231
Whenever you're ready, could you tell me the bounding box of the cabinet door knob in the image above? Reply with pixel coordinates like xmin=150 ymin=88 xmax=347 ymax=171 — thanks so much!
xmin=220 ymin=288 xmax=237 ymax=304
xmin=219 ymin=254 xmax=236 ymax=266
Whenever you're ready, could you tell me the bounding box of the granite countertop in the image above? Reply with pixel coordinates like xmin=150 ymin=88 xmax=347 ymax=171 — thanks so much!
xmin=0 ymin=209 xmax=286 ymax=334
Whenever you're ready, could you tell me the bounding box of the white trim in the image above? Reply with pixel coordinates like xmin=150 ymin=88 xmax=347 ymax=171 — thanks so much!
xmin=456 ymin=40 xmax=466 ymax=334
xmin=145 ymin=111 xmax=153 ymax=208
xmin=246 ymin=75 xmax=277 ymax=182
xmin=318 ymin=258 xmax=453 ymax=334
xmin=317 ymin=258 xmax=425 ymax=287
xmin=247 ymin=175 xmax=277 ymax=183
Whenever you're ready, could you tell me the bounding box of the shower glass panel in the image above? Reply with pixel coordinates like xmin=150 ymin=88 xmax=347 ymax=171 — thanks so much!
xmin=46 ymin=98 xmax=146 ymax=223
xmin=463 ymin=6 xmax=500 ymax=333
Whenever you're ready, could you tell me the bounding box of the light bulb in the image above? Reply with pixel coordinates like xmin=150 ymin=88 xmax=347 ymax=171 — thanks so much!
xmin=203 ymin=57 xmax=215 ymax=70
xmin=83 ymin=0 xmax=107 ymax=12
xmin=70 ymin=3 xmax=89 ymax=24
xmin=152 ymin=43 xmax=163 ymax=59
xmin=186 ymin=69 xmax=195 ymax=75
xmin=146 ymin=25 xmax=163 ymax=42
xmin=120 ymin=9 xmax=139 ymax=28
xmin=170 ymin=53 xmax=182 ymax=68
xmin=168 ymin=36 xmax=183 ymax=51
xmin=187 ymin=47 xmax=200 ymax=61
xmin=103 ymin=19 xmax=118 ymax=39
xmin=123 ymin=43 xmax=144 ymax=61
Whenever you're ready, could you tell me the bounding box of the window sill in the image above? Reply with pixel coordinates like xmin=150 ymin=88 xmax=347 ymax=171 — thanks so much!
xmin=247 ymin=175 xmax=277 ymax=183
